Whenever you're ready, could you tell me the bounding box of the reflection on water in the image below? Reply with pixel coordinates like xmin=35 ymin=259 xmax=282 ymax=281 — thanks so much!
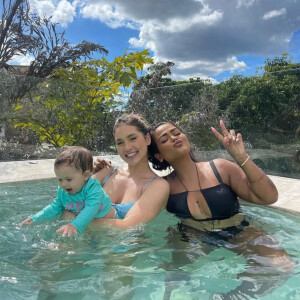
xmin=1 ymin=179 xmax=300 ymax=299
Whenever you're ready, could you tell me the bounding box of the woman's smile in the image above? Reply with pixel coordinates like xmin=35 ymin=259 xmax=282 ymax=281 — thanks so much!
xmin=125 ymin=151 xmax=138 ymax=159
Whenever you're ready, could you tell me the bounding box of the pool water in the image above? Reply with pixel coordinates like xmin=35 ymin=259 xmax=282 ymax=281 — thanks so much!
xmin=1 ymin=179 xmax=300 ymax=300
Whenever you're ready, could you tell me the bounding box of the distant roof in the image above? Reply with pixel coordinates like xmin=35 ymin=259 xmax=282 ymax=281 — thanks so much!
xmin=7 ymin=65 xmax=30 ymax=75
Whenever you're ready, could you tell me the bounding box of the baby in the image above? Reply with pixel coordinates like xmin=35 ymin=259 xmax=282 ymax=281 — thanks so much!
xmin=20 ymin=146 xmax=115 ymax=237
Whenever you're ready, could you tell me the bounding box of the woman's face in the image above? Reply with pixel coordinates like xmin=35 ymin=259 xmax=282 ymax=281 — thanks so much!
xmin=114 ymin=124 xmax=151 ymax=166
xmin=152 ymin=123 xmax=191 ymax=163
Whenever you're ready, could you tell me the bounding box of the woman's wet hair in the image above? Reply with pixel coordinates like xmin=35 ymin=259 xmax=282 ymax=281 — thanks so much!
xmin=149 ymin=121 xmax=198 ymax=171
xmin=54 ymin=146 xmax=93 ymax=172
xmin=113 ymin=113 xmax=150 ymax=136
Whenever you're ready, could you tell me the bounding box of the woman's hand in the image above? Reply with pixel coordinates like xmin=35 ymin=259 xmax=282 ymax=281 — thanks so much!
xmin=211 ymin=120 xmax=248 ymax=165
xmin=93 ymin=158 xmax=112 ymax=173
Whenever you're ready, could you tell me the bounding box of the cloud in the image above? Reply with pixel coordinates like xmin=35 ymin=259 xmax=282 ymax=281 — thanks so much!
xmin=30 ymin=0 xmax=300 ymax=79
xmin=31 ymin=0 xmax=76 ymax=27
xmin=262 ymin=8 xmax=287 ymax=21
xmin=164 ymin=56 xmax=246 ymax=81
xmin=80 ymin=1 xmax=139 ymax=29
xmin=30 ymin=0 xmax=55 ymax=16
xmin=52 ymin=0 xmax=77 ymax=27
xmin=237 ymin=0 xmax=256 ymax=9
xmin=9 ymin=54 xmax=35 ymax=66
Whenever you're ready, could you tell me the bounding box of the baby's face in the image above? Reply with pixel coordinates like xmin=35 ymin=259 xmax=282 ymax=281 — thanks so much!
xmin=54 ymin=164 xmax=89 ymax=194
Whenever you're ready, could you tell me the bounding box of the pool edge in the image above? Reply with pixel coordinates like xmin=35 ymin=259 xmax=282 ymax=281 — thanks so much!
xmin=0 ymin=156 xmax=299 ymax=214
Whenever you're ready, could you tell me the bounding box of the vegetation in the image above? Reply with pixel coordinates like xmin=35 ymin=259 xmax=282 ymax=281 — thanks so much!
xmin=13 ymin=50 xmax=152 ymax=148
xmin=126 ymin=55 xmax=299 ymax=151
xmin=0 ymin=1 xmax=299 ymax=177
xmin=216 ymin=55 xmax=300 ymax=147
xmin=0 ymin=0 xmax=108 ymax=124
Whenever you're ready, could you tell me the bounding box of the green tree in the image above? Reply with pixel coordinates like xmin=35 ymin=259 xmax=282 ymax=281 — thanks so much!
xmin=13 ymin=50 xmax=153 ymax=149
xmin=263 ymin=53 xmax=300 ymax=73
xmin=216 ymin=75 xmax=247 ymax=111
xmin=127 ymin=61 xmax=209 ymax=125
xmin=211 ymin=54 xmax=299 ymax=147
xmin=0 ymin=0 xmax=108 ymax=144
xmin=179 ymin=86 xmax=228 ymax=151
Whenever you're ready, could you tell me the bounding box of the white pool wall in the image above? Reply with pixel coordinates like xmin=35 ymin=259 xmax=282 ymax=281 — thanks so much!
xmin=0 ymin=156 xmax=299 ymax=214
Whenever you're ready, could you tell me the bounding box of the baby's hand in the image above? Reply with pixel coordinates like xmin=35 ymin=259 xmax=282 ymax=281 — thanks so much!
xmin=19 ymin=217 xmax=33 ymax=227
xmin=56 ymin=224 xmax=78 ymax=237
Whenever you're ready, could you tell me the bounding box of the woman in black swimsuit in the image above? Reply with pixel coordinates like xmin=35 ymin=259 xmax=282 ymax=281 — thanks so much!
xmin=149 ymin=120 xmax=278 ymax=222
xmin=149 ymin=120 xmax=296 ymax=299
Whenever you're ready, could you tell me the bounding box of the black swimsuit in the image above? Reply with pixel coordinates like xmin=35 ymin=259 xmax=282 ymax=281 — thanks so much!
xmin=166 ymin=161 xmax=240 ymax=221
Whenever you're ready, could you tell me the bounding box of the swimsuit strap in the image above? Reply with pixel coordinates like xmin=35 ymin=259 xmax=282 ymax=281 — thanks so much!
xmin=175 ymin=162 xmax=201 ymax=192
xmin=141 ymin=175 xmax=160 ymax=194
xmin=209 ymin=160 xmax=223 ymax=184
xmin=102 ymin=165 xmax=119 ymax=185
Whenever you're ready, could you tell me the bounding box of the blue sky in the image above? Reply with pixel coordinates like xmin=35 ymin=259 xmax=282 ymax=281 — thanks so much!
xmin=10 ymin=0 xmax=300 ymax=83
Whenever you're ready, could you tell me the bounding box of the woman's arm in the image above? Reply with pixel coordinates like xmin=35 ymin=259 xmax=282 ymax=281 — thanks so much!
xmin=215 ymin=158 xmax=278 ymax=205
xmin=211 ymin=120 xmax=278 ymax=205
xmin=89 ymin=178 xmax=170 ymax=230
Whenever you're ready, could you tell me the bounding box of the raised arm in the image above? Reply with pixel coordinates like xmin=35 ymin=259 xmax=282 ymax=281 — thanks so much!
xmin=211 ymin=120 xmax=278 ymax=205
xmin=89 ymin=178 xmax=170 ymax=230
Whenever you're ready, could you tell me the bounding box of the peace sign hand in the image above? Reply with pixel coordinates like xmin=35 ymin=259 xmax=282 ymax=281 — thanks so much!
xmin=211 ymin=120 xmax=248 ymax=166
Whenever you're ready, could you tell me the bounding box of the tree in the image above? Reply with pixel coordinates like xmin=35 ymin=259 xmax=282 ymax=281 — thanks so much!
xmin=0 ymin=0 xmax=108 ymax=143
xmin=0 ymin=1 xmax=108 ymax=76
xmin=219 ymin=56 xmax=300 ymax=147
xmin=13 ymin=50 xmax=153 ymax=149
xmin=127 ymin=61 xmax=208 ymax=125
xmin=25 ymin=15 xmax=108 ymax=79
xmin=0 ymin=0 xmax=31 ymax=68
xmin=216 ymin=75 xmax=247 ymax=110
xmin=179 ymin=86 xmax=228 ymax=151
xmin=0 ymin=0 xmax=108 ymax=103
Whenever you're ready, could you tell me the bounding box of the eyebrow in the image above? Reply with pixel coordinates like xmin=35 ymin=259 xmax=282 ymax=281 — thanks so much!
xmin=158 ymin=127 xmax=178 ymax=141
xmin=116 ymin=133 xmax=137 ymax=142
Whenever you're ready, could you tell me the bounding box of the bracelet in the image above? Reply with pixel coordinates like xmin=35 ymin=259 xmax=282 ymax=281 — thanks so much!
xmin=240 ymin=155 xmax=250 ymax=167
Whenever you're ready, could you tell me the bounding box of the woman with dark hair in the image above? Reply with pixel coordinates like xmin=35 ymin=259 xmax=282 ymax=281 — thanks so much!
xmin=149 ymin=120 xmax=278 ymax=228
xmin=148 ymin=119 xmax=295 ymax=299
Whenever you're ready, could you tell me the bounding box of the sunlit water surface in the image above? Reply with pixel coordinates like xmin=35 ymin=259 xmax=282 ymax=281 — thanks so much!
xmin=1 ymin=179 xmax=300 ymax=300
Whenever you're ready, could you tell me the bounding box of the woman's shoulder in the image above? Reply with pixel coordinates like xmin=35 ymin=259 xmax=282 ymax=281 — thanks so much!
xmin=144 ymin=175 xmax=170 ymax=193
xmin=154 ymin=176 xmax=170 ymax=186
xmin=208 ymin=158 xmax=234 ymax=168
xmin=208 ymin=158 xmax=240 ymax=179
xmin=140 ymin=176 xmax=169 ymax=209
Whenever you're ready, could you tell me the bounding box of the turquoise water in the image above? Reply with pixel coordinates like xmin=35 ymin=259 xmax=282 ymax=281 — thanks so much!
xmin=1 ymin=180 xmax=300 ymax=300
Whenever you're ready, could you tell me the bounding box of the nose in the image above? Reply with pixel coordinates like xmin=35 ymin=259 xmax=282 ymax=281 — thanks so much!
xmin=124 ymin=141 xmax=132 ymax=152
xmin=60 ymin=180 xmax=67 ymax=188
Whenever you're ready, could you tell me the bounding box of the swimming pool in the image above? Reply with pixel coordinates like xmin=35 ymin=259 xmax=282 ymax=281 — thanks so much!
xmin=1 ymin=179 xmax=300 ymax=300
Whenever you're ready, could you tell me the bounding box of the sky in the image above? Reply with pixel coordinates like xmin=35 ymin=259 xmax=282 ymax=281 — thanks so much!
xmin=10 ymin=0 xmax=300 ymax=83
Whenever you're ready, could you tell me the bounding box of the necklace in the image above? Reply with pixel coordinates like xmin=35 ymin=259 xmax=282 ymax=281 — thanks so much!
xmin=175 ymin=162 xmax=201 ymax=192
